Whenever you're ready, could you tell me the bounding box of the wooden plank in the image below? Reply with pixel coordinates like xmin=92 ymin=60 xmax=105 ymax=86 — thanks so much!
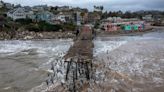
xmin=64 ymin=26 xmax=93 ymax=62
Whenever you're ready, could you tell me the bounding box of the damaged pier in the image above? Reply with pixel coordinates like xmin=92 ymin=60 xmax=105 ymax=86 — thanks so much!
xmin=64 ymin=25 xmax=94 ymax=91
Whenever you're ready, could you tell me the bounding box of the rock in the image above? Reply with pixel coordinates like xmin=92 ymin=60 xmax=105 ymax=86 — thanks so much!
xmin=38 ymin=33 xmax=43 ymax=38
xmin=24 ymin=36 xmax=34 ymax=40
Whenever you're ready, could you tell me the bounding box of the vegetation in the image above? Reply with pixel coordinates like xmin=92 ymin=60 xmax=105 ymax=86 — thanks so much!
xmin=25 ymin=21 xmax=76 ymax=32
xmin=15 ymin=18 xmax=33 ymax=25
xmin=25 ymin=21 xmax=62 ymax=32
xmin=94 ymin=21 xmax=100 ymax=29
xmin=38 ymin=21 xmax=62 ymax=31
xmin=62 ymin=23 xmax=76 ymax=31
xmin=12 ymin=18 xmax=76 ymax=32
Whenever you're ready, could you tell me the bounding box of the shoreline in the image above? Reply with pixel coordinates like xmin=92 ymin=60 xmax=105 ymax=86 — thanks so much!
xmin=0 ymin=31 xmax=76 ymax=40
xmin=0 ymin=26 xmax=164 ymax=40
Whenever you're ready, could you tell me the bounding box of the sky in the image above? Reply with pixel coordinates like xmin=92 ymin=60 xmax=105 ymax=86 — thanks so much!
xmin=2 ymin=0 xmax=164 ymax=11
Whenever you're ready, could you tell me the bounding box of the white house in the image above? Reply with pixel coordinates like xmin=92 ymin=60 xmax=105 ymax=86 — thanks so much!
xmin=55 ymin=12 xmax=66 ymax=22
xmin=143 ymin=15 xmax=153 ymax=21
xmin=76 ymin=12 xmax=82 ymax=26
xmin=7 ymin=8 xmax=26 ymax=20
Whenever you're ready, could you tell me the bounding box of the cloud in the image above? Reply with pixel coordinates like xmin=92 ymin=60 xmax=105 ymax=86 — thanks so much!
xmin=2 ymin=0 xmax=164 ymax=11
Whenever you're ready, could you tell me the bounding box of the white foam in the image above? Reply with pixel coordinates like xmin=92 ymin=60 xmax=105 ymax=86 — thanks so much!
xmin=0 ymin=39 xmax=73 ymax=56
xmin=3 ymin=87 xmax=11 ymax=90
xmin=94 ymin=40 xmax=127 ymax=56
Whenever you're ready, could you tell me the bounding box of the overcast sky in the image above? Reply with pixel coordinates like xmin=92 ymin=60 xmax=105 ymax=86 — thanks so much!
xmin=2 ymin=0 xmax=164 ymax=11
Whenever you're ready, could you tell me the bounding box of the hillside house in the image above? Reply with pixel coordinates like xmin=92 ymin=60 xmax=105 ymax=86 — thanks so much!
xmin=7 ymin=8 xmax=26 ymax=20
xmin=143 ymin=15 xmax=153 ymax=22
xmin=57 ymin=6 xmax=70 ymax=11
xmin=55 ymin=12 xmax=66 ymax=23
xmin=32 ymin=5 xmax=48 ymax=12
xmin=104 ymin=23 xmax=120 ymax=32
xmin=36 ymin=11 xmax=54 ymax=22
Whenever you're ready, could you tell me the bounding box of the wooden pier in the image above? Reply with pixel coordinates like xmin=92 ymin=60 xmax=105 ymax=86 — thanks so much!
xmin=64 ymin=25 xmax=94 ymax=91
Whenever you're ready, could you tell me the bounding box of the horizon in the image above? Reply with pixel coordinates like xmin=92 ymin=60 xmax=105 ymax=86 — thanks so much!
xmin=2 ymin=0 xmax=164 ymax=12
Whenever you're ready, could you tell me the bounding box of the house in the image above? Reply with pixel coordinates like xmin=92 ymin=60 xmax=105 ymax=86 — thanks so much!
xmin=59 ymin=11 xmax=75 ymax=23
xmin=35 ymin=11 xmax=54 ymax=22
xmin=7 ymin=8 xmax=26 ymax=20
xmin=26 ymin=11 xmax=34 ymax=19
xmin=55 ymin=12 xmax=66 ymax=23
xmin=32 ymin=5 xmax=47 ymax=12
xmin=0 ymin=0 xmax=4 ymax=8
xmin=143 ymin=15 xmax=153 ymax=21
xmin=123 ymin=25 xmax=132 ymax=31
xmin=57 ymin=6 xmax=70 ymax=11
xmin=75 ymin=12 xmax=82 ymax=25
xmin=106 ymin=17 xmax=122 ymax=23
xmin=104 ymin=23 xmax=120 ymax=32
xmin=102 ymin=17 xmax=145 ymax=32
xmin=14 ymin=4 xmax=21 ymax=8
xmin=4 ymin=3 xmax=13 ymax=9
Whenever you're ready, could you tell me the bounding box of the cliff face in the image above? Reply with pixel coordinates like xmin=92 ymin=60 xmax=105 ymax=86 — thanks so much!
xmin=0 ymin=27 xmax=75 ymax=40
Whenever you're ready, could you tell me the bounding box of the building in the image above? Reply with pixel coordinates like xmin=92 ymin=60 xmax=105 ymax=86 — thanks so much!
xmin=55 ymin=12 xmax=66 ymax=23
xmin=35 ymin=11 xmax=54 ymax=22
xmin=143 ymin=15 xmax=153 ymax=21
xmin=7 ymin=8 xmax=26 ymax=20
xmin=75 ymin=12 xmax=82 ymax=26
xmin=32 ymin=5 xmax=48 ymax=12
xmin=4 ymin=3 xmax=13 ymax=9
xmin=57 ymin=6 xmax=70 ymax=11
xmin=106 ymin=17 xmax=123 ymax=23
xmin=26 ymin=11 xmax=34 ymax=19
xmin=0 ymin=1 xmax=4 ymax=8
xmin=102 ymin=17 xmax=145 ymax=32
xmin=103 ymin=23 xmax=120 ymax=32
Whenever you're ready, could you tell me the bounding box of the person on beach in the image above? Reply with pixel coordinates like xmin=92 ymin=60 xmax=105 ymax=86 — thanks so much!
xmin=50 ymin=76 xmax=54 ymax=84
xmin=46 ymin=79 xmax=49 ymax=86
xmin=92 ymin=29 xmax=96 ymax=39
xmin=51 ymin=62 xmax=55 ymax=72
xmin=76 ymin=28 xmax=80 ymax=37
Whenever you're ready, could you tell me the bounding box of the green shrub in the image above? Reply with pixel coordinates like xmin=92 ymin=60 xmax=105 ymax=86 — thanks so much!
xmin=25 ymin=21 xmax=62 ymax=32
xmin=38 ymin=21 xmax=62 ymax=31
xmin=62 ymin=23 xmax=76 ymax=31
xmin=25 ymin=24 xmax=40 ymax=32
xmin=15 ymin=19 xmax=33 ymax=25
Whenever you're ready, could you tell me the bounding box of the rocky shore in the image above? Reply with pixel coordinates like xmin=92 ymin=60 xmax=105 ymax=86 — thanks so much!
xmin=0 ymin=28 xmax=75 ymax=40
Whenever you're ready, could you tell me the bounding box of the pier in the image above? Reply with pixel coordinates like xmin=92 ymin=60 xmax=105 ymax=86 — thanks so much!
xmin=64 ymin=25 xmax=94 ymax=91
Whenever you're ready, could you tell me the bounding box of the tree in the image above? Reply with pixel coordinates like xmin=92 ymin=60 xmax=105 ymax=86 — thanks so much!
xmin=122 ymin=11 xmax=133 ymax=18
xmin=100 ymin=6 xmax=104 ymax=11
xmin=80 ymin=12 xmax=85 ymax=23
xmin=101 ymin=11 xmax=108 ymax=19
